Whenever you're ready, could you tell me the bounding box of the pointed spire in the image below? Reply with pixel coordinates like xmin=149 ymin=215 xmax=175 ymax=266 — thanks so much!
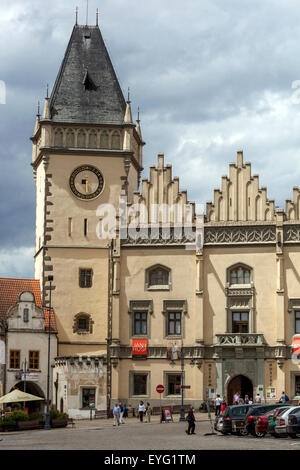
xmin=75 ymin=6 xmax=79 ymax=25
xmin=42 ymin=84 xmax=51 ymax=120
xmin=124 ymin=87 xmax=133 ymax=123
xmin=33 ymin=101 xmax=41 ymax=134
xmin=136 ymin=106 xmax=142 ymax=139
xmin=96 ymin=8 xmax=99 ymax=26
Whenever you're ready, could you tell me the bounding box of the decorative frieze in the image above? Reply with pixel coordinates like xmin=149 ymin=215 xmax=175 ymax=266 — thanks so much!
xmin=216 ymin=334 xmax=265 ymax=345
xmin=204 ymin=225 xmax=276 ymax=245
xmin=284 ymin=225 xmax=300 ymax=242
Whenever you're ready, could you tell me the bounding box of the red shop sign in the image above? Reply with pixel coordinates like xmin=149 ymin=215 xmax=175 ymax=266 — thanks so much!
xmin=132 ymin=339 xmax=148 ymax=357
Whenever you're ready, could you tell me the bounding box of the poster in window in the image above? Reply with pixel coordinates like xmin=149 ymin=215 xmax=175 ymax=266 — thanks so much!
xmin=132 ymin=339 xmax=147 ymax=358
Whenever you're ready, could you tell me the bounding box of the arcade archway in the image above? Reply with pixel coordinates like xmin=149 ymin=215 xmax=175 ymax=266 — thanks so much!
xmin=10 ymin=382 xmax=45 ymax=413
xmin=227 ymin=374 xmax=253 ymax=405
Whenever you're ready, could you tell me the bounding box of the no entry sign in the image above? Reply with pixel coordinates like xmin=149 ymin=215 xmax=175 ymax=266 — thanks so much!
xmin=156 ymin=384 xmax=165 ymax=394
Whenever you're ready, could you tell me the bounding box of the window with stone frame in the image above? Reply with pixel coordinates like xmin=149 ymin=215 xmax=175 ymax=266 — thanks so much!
xmin=73 ymin=313 xmax=93 ymax=334
xmin=29 ymin=351 xmax=39 ymax=369
xmin=79 ymin=268 xmax=93 ymax=288
xmin=167 ymin=312 xmax=182 ymax=336
xmin=133 ymin=374 xmax=147 ymax=396
xmin=295 ymin=311 xmax=300 ymax=334
xmin=232 ymin=312 xmax=249 ymax=333
xmin=168 ymin=374 xmax=182 ymax=395
xmin=230 ymin=266 xmax=251 ymax=285
xmin=10 ymin=350 xmax=20 ymax=369
xmin=148 ymin=266 xmax=169 ymax=287
xmin=133 ymin=312 xmax=147 ymax=335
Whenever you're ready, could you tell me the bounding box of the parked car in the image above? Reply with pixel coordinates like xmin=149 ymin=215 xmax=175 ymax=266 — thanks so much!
xmin=215 ymin=405 xmax=257 ymax=435
xmin=286 ymin=410 xmax=300 ymax=438
xmin=275 ymin=406 xmax=300 ymax=437
xmin=244 ymin=404 xmax=284 ymax=436
xmin=267 ymin=406 xmax=291 ymax=437
xmin=255 ymin=408 xmax=287 ymax=438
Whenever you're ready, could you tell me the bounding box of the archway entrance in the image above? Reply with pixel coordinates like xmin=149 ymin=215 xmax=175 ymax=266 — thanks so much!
xmin=10 ymin=382 xmax=45 ymax=413
xmin=227 ymin=375 xmax=253 ymax=405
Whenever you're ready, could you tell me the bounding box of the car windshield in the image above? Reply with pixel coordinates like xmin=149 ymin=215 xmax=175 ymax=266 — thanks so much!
xmin=275 ymin=407 xmax=290 ymax=417
xmin=231 ymin=407 xmax=248 ymax=417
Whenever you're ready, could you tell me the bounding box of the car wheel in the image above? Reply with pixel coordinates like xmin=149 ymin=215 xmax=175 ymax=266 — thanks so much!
xmin=240 ymin=428 xmax=249 ymax=436
xmin=288 ymin=433 xmax=297 ymax=439
xmin=255 ymin=431 xmax=265 ymax=438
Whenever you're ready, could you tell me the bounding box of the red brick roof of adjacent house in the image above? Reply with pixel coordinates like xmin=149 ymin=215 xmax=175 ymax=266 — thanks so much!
xmin=0 ymin=278 xmax=57 ymax=333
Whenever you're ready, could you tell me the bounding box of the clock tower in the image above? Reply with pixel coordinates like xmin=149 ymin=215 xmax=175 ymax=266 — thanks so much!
xmin=31 ymin=20 xmax=144 ymax=370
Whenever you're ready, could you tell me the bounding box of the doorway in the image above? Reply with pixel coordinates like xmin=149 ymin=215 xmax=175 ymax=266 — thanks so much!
xmin=227 ymin=375 xmax=253 ymax=405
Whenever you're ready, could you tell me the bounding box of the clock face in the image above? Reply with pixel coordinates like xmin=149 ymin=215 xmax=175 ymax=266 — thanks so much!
xmin=69 ymin=165 xmax=104 ymax=200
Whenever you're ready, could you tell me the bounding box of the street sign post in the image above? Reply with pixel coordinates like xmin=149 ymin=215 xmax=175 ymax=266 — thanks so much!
xmin=156 ymin=385 xmax=164 ymax=423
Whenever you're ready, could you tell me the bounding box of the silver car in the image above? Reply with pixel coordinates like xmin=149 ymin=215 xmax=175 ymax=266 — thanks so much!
xmin=275 ymin=406 xmax=300 ymax=436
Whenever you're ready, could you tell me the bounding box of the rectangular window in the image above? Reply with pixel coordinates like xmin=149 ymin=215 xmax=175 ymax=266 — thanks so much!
xmin=296 ymin=311 xmax=300 ymax=334
xmin=167 ymin=312 xmax=181 ymax=335
xmin=79 ymin=269 xmax=93 ymax=288
xmin=82 ymin=388 xmax=95 ymax=409
xmin=134 ymin=312 xmax=147 ymax=335
xmin=295 ymin=376 xmax=300 ymax=396
xmin=133 ymin=374 xmax=147 ymax=395
xmin=23 ymin=308 xmax=29 ymax=323
xmin=168 ymin=374 xmax=182 ymax=395
xmin=10 ymin=350 xmax=20 ymax=369
xmin=29 ymin=351 xmax=39 ymax=369
xmin=232 ymin=312 xmax=249 ymax=333
xmin=84 ymin=218 xmax=88 ymax=236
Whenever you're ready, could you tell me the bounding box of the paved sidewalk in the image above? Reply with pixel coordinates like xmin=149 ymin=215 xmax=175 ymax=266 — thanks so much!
xmin=72 ymin=411 xmax=211 ymax=429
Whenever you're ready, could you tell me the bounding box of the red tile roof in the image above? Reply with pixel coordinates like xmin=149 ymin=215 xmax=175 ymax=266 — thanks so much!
xmin=0 ymin=278 xmax=57 ymax=333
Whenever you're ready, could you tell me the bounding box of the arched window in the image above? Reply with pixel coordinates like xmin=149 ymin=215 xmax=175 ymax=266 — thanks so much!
xmin=229 ymin=266 xmax=251 ymax=285
xmin=111 ymin=131 xmax=121 ymax=150
xmin=147 ymin=266 xmax=170 ymax=288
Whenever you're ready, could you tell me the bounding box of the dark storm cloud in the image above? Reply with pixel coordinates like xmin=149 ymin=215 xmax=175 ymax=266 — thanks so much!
xmin=2 ymin=0 xmax=300 ymax=276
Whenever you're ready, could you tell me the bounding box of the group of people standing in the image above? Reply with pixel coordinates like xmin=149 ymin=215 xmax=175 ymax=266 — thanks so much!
xmin=112 ymin=401 xmax=152 ymax=426
xmin=214 ymin=392 xmax=262 ymax=415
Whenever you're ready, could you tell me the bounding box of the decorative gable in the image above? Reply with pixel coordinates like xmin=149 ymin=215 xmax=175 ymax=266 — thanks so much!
xmin=206 ymin=151 xmax=275 ymax=222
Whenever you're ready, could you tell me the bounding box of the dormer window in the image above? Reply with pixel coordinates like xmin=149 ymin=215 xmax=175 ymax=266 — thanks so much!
xmin=146 ymin=265 xmax=171 ymax=290
xmin=230 ymin=266 xmax=251 ymax=285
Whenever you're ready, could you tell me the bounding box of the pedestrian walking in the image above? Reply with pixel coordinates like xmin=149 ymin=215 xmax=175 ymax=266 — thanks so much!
xmin=215 ymin=394 xmax=222 ymax=416
xmin=221 ymin=396 xmax=227 ymax=414
xmin=123 ymin=403 xmax=128 ymax=418
xmin=248 ymin=398 xmax=253 ymax=405
xmin=280 ymin=391 xmax=289 ymax=403
xmin=244 ymin=395 xmax=249 ymax=404
xmin=145 ymin=402 xmax=152 ymax=423
xmin=138 ymin=401 xmax=146 ymax=422
xmin=120 ymin=403 xmax=125 ymax=424
xmin=185 ymin=406 xmax=196 ymax=435
xmin=113 ymin=403 xmax=121 ymax=426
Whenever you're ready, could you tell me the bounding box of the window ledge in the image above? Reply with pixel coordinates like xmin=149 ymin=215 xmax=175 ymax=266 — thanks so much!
xmin=147 ymin=285 xmax=170 ymax=291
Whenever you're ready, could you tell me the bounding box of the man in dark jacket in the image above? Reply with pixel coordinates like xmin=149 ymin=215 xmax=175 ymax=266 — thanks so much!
xmin=185 ymin=406 xmax=196 ymax=435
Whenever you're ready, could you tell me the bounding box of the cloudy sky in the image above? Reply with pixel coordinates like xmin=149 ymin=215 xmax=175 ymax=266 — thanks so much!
xmin=1 ymin=0 xmax=300 ymax=278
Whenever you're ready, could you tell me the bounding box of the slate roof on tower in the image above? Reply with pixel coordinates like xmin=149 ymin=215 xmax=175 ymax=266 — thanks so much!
xmin=49 ymin=25 xmax=126 ymax=124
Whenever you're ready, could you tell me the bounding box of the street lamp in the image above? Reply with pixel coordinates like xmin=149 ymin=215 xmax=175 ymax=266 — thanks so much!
xmin=179 ymin=341 xmax=185 ymax=422
xmin=44 ymin=275 xmax=53 ymax=430
xmin=20 ymin=358 xmax=30 ymax=412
